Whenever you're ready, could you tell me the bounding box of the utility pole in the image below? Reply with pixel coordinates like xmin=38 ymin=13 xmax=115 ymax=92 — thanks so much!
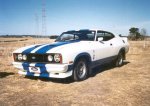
xmin=35 ymin=13 xmax=39 ymax=38
xmin=35 ymin=13 xmax=39 ymax=43
xmin=42 ymin=0 xmax=47 ymax=36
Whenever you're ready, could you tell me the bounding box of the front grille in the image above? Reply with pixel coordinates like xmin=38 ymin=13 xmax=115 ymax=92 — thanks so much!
xmin=13 ymin=53 xmax=61 ymax=63
xmin=27 ymin=54 xmax=48 ymax=62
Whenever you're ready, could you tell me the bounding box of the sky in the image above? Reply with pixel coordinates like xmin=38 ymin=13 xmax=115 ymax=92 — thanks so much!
xmin=0 ymin=0 xmax=150 ymax=36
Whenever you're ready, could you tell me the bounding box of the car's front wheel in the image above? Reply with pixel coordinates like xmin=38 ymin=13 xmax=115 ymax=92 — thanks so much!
xmin=72 ymin=59 xmax=88 ymax=81
xmin=115 ymin=52 xmax=124 ymax=67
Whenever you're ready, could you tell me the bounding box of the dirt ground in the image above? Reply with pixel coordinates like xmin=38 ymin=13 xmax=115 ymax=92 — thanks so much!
xmin=0 ymin=38 xmax=150 ymax=106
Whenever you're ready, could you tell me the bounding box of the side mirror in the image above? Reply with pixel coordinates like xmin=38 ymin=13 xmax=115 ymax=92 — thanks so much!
xmin=98 ymin=37 xmax=103 ymax=41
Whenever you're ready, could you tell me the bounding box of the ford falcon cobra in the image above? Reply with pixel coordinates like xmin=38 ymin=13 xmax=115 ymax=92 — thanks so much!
xmin=12 ymin=29 xmax=129 ymax=81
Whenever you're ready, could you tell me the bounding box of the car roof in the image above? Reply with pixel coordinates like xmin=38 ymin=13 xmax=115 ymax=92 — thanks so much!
xmin=78 ymin=29 xmax=114 ymax=34
xmin=65 ymin=29 xmax=115 ymax=36
xmin=67 ymin=29 xmax=111 ymax=32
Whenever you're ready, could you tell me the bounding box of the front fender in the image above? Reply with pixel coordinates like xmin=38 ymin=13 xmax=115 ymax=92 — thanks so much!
xmin=74 ymin=52 xmax=92 ymax=65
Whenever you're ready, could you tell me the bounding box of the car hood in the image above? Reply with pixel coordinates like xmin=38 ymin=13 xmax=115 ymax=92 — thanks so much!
xmin=13 ymin=40 xmax=83 ymax=54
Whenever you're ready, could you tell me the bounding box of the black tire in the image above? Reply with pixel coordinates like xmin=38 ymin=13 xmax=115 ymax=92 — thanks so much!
xmin=115 ymin=52 xmax=124 ymax=67
xmin=72 ymin=58 xmax=88 ymax=81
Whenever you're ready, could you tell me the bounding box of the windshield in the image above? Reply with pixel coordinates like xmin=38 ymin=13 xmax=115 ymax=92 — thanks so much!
xmin=55 ymin=30 xmax=96 ymax=42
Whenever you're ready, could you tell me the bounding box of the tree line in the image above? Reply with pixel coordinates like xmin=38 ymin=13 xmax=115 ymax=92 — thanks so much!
xmin=128 ymin=27 xmax=147 ymax=40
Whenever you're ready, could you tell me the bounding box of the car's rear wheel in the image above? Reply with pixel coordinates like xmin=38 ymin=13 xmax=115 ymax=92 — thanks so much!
xmin=72 ymin=59 xmax=88 ymax=81
xmin=115 ymin=52 xmax=124 ymax=67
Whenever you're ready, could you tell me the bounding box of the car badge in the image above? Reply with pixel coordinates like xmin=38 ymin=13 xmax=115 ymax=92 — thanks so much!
xmin=31 ymin=67 xmax=38 ymax=71
xmin=32 ymin=56 xmax=36 ymax=60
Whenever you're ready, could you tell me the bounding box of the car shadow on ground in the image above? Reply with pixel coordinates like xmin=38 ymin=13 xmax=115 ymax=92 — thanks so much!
xmin=90 ymin=61 xmax=130 ymax=77
xmin=25 ymin=61 xmax=130 ymax=84
xmin=0 ymin=72 xmax=14 ymax=78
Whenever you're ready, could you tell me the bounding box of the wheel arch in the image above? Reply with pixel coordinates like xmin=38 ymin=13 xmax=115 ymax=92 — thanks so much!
xmin=73 ymin=52 xmax=92 ymax=67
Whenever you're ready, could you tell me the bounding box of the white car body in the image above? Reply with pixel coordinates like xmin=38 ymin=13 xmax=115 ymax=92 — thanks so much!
xmin=12 ymin=29 xmax=129 ymax=80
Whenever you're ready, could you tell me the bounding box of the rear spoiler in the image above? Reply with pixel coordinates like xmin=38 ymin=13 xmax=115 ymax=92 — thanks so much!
xmin=119 ymin=35 xmax=128 ymax=42
xmin=119 ymin=34 xmax=128 ymax=37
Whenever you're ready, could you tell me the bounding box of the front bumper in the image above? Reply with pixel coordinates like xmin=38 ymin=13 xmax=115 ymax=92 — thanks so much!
xmin=13 ymin=62 xmax=73 ymax=78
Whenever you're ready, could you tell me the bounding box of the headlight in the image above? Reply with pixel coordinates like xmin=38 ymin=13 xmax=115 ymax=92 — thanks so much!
xmin=54 ymin=54 xmax=61 ymax=63
xmin=22 ymin=54 xmax=27 ymax=60
xmin=17 ymin=54 xmax=22 ymax=60
xmin=47 ymin=55 xmax=53 ymax=62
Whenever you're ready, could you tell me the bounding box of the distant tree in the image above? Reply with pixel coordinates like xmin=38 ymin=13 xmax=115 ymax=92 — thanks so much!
xmin=129 ymin=27 xmax=139 ymax=34
xmin=128 ymin=27 xmax=144 ymax=40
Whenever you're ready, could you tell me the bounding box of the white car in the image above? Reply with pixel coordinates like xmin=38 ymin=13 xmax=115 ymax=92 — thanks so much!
xmin=12 ymin=29 xmax=129 ymax=81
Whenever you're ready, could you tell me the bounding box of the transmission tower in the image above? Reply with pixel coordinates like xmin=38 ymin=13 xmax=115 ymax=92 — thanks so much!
xmin=35 ymin=13 xmax=39 ymax=38
xmin=42 ymin=0 xmax=47 ymax=36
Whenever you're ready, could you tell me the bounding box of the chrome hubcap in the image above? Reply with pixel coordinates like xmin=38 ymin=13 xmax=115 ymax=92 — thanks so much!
xmin=77 ymin=62 xmax=86 ymax=79
xmin=118 ymin=56 xmax=123 ymax=65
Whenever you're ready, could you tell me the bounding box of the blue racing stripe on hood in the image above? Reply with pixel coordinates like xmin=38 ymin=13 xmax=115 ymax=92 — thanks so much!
xmin=22 ymin=45 xmax=42 ymax=54
xmin=35 ymin=40 xmax=80 ymax=54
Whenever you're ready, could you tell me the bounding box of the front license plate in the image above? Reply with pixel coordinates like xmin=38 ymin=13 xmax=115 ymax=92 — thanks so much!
xmin=29 ymin=67 xmax=40 ymax=73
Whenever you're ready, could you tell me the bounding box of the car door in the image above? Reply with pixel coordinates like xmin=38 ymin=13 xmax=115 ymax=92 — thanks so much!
xmin=102 ymin=32 xmax=116 ymax=56
xmin=92 ymin=31 xmax=115 ymax=65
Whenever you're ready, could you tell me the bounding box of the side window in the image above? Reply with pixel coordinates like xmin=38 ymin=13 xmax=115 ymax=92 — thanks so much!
xmin=74 ymin=35 xmax=79 ymax=40
xmin=96 ymin=31 xmax=105 ymax=41
xmin=87 ymin=32 xmax=95 ymax=41
xmin=61 ymin=34 xmax=74 ymax=41
xmin=104 ymin=32 xmax=114 ymax=41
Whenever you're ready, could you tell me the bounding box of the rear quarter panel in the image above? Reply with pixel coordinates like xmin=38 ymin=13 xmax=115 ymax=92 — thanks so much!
xmin=112 ymin=36 xmax=129 ymax=55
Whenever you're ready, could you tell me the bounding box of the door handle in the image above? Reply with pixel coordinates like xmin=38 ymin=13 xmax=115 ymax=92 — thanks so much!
xmin=110 ymin=43 xmax=112 ymax=46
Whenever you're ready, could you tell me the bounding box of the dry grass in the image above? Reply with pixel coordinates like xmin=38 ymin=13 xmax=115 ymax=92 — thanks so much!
xmin=0 ymin=38 xmax=150 ymax=106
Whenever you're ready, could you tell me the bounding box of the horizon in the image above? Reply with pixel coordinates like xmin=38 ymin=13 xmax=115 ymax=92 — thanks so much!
xmin=0 ymin=0 xmax=150 ymax=36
